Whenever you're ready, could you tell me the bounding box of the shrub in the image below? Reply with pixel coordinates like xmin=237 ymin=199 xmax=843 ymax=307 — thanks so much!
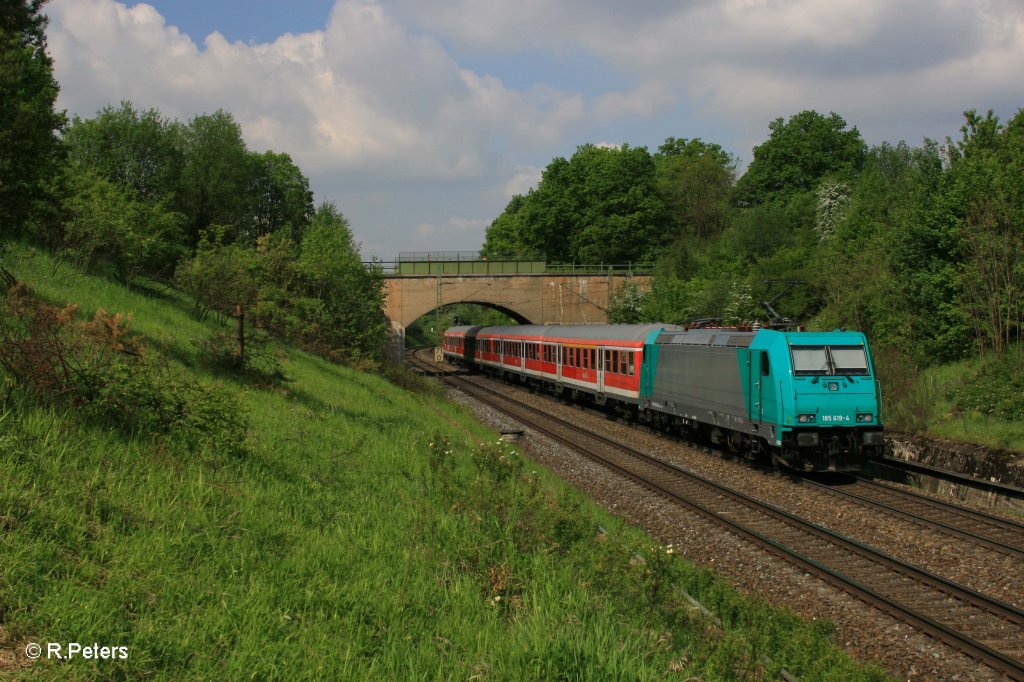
xmin=0 ymin=273 xmax=247 ymax=454
xmin=948 ymin=352 xmax=1024 ymax=420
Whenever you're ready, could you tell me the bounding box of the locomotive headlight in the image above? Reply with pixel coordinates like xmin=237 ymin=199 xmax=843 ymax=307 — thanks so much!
xmin=797 ymin=414 xmax=816 ymax=423
xmin=857 ymin=413 xmax=873 ymax=423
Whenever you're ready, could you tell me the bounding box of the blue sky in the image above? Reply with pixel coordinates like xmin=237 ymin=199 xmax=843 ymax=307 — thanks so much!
xmin=45 ymin=0 xmax=1024 ymax=261
xmin=126 ymin=1 xmax=337 ymax=44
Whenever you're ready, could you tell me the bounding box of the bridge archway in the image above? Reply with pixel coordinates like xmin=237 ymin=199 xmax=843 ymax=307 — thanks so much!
xmin=383 ymin=273 xmax=651 ymax=358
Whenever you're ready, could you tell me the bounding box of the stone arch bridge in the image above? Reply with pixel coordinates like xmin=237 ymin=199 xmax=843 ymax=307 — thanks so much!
xmin=382 ymin=262 xmax=651 ymax=358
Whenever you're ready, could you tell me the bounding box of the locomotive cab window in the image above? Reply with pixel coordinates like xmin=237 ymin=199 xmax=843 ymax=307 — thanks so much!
xmin=791 ymin=345 xmax=870 ymax=376
xmin=830 ymin=346 xmax=869 ymax=375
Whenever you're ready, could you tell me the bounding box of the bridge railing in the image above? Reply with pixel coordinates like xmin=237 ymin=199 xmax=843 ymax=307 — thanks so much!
xmin=371 ymin=260 xmax=655 ymax=276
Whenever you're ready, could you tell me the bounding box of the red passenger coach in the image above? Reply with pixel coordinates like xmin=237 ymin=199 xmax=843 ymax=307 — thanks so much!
xmin=443 ymin=324 xmax=676 ymax=408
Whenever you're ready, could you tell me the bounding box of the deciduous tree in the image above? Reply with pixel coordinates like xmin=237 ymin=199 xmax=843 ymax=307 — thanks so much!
xmin=0 ymin=0 xmax=65 ymax=238
xmin=734 ymin=110 xmax=866 ymax=206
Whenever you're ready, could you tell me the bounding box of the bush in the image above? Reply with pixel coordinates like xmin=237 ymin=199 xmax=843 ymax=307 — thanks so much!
xmin=0 ymin=273 xmax=247 ymax=454
xmin=948 ymin=352 xmax=1024 ymax=420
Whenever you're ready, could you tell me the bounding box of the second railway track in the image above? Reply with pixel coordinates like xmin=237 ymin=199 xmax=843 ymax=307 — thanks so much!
xmin=805 ymin=476 xmax=1024 ymax=560
xmin=410 ymin=349 xmax=1024 ymax=680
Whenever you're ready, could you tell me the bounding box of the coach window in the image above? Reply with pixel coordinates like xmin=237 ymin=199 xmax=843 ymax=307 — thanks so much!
xmin=628 ymin=352 xmax=635 ymax=376
xmin=619 ymin=352 xmax=627 ymax=375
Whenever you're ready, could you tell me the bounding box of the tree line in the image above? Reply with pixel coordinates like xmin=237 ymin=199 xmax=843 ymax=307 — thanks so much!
xmin=1 ymin=1 xmax=385 ymax=364
xmin=484 ymin=108 xmax=1024 ymax=370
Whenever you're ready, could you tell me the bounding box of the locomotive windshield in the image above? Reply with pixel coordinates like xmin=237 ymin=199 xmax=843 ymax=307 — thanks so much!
xmin=791 ymin=345 xmax=870 ymax=376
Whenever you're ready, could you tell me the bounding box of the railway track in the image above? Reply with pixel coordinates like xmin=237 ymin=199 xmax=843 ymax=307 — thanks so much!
xmin=409 ymin=350 xmax=1024 ymax=680
xmin=806 ymin=477 xmax=1024 ymax=560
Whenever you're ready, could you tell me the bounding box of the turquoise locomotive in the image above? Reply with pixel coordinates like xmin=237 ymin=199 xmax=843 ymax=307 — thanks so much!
xmin=443 ymin=323 xmax=884 ymax=472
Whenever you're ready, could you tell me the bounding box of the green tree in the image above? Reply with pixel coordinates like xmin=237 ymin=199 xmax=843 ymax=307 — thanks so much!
xmin=482 ymin=144 xmax=671 ymax=264
xmin=62 ymin=166 xmax=186 ymax=283
xmin=246 ymin=150 xmax=314 ymax=242
xmin=949 ymin=109 xmax=1024 ymax=355
xmin=481 ymin=194 xmax=531 ymax=259
xmin=174 ymin=227 xmax=260 ymax=367
xmin=176 ymin=110 xmax=252 ymax=246
xmin=654 ymin=137 xmax=736 ymax=240
xmin=0 ymin=0 xmax=66 ymax=239
xmin=63 ymin=101 xmax=185 ymax=201
xmin=294 ymin=202 xmax=386 ymax=360
xmin=734 ymin=110 xmax=866 ymax=206
xmin=816 ymin=139 xmax=972 ymax=363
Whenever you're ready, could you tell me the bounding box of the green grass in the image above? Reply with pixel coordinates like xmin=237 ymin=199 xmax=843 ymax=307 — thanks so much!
xmin=1 ymin=243 xmax=890 ymax=680
xmin=882 ymin=343 xmax=1024 ymax=450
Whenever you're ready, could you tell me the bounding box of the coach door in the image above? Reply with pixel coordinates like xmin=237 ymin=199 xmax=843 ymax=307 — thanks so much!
xmin=597 ymin=348 xmax=605 ymax=393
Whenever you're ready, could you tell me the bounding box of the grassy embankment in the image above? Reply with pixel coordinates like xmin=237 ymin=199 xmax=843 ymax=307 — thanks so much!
xmin=879 ymin=346 xmax=1024 ymax=450
xmin=0 ymin=244 xmax=888 ymax=680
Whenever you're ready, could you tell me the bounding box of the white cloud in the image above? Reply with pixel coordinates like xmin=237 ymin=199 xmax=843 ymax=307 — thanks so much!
xmin=390 ymin=0 xmax=1024 ymax=150
xmin=44 ymin=0 xmax=1024 ymax=258
xmin=502 ymin=166 xmax=543 ymax=198
xmin=47 ymin=0 xmax=589 ymax=183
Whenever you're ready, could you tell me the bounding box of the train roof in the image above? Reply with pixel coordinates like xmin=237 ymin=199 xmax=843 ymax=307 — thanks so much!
xmin=655 ymin=328 xmax=759 ymax=347
xmin=474 ymin=323 xmax=682 ymax=342
xmin=654 ymin=327 xmax=871 ymax=348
